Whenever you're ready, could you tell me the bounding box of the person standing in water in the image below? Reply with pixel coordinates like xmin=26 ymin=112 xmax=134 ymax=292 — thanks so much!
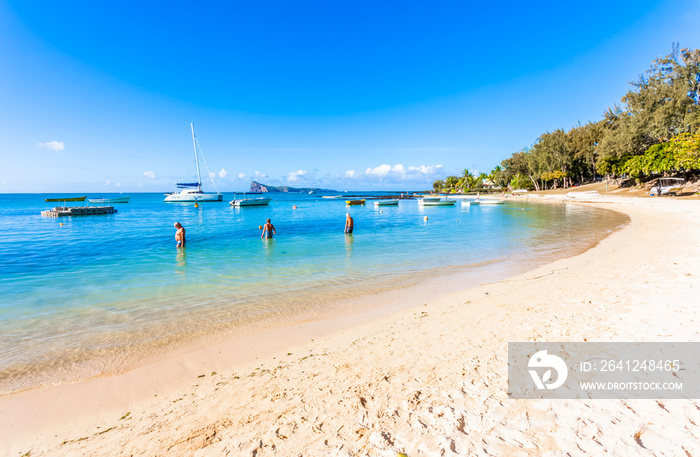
xmin=174 ymin=222 xmax=186 ymax=247
xmin=344 ymin=213 xmax=354 ymax=234
xmin=261 ymin=218 xmax=276 ymax=239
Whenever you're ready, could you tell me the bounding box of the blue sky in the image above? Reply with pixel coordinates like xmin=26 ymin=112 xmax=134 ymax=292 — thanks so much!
xmin=1 ymin=0 xmax=699 ymax=192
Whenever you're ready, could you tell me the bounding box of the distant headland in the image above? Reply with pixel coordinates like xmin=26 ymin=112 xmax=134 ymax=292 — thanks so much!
xmin=250 ymin=181 xmax=336 ymax=193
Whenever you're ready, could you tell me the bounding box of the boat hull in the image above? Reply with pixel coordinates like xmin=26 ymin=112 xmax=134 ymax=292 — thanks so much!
xmin=374 ymin=200 xmax=399 ymax=206
xmin=649 ymin=187 xmax=684 ymax=196
xmin=164 ymin=193 xmax=223 ymax=202
xmin=45 ymin=196 xmax=87 ymax=202
xmin=230 ymin=198 xmax=271 ymax=207
xmin=88 ymin=197 xmax=130 ymax=204
xmin=420 ymin=200 xmax=456 ymax=206
xmin=346 ymin=199 xmax=366 ymax=205
xmin=479 ymin=200 xmax=506 ymax=205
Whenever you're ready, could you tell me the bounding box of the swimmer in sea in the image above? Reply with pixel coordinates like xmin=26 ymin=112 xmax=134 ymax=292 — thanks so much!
xmin=174 ymin=222 xmax=186 ymax=247
xmin=261 ymin=218 xmax=276 ymax=239
xmin=344 ymin=213 xmax=354 ymax=234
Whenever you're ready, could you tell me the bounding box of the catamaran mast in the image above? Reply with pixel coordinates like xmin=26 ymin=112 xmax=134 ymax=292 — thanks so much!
xmin=190 ymin=122 xmax=202 ymax=190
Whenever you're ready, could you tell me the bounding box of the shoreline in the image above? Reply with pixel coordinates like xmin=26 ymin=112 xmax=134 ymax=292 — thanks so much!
xmin=0 ymin=200 xmax=624 ymax=397
xmin=0 ymin=202 xmax=621 ymax=396
xmin=3 ymin=196 xmax=699 ymax=455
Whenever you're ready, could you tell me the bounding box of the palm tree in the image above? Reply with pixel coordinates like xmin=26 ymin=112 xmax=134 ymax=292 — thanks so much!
xmin=477 ymin=172 xmax=489 ymax=188
xmin=461 ymin=168 xmax=478 ymax=191
xmin=445 ymin=176 xmax=459 ymax=191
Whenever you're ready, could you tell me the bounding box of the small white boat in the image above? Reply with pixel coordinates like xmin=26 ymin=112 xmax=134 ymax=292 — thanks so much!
xmin=478 ymin=199 xmax=506 ymax=205
xmin=88 ymin=196 xmax=131 ymax=204
xmin=374 ymin=199 xmax=399 ymax=206
xmin=165 ymin=123 xmax=223 ymax=203
xmin=462 ymin=200 xmax=478 ymax=206
xmin=230 ymin=197 xmax=271 ymax=207
xmin=420 ymin=199 xmax=455 ymax=206
xmin=418 ymin=196 xmax=441 ymax=202
xmin=650 ymin=177 xmax=685 ymax=196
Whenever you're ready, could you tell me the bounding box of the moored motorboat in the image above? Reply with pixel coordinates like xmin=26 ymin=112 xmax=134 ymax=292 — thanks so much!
xmin=44 ymin=196 xmax=87 ymax=202
xmin=346 ymin=199 xmax=366 ymax=205
xmin=88 ymin=196 xmax=131 ymax=204
xmin=478 ymin=199 xmax=506 ymax=205
xmin=230 ymin=197 xmax=271 ymax=207
xmin=374 ymin=199 xmax=399 ymax=206
xmin=419 ymin=199 xmax=455 ymax=206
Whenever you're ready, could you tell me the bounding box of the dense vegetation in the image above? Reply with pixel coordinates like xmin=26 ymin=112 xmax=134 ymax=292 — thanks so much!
xmin=434 ymin=45 xmax=700 ymax=193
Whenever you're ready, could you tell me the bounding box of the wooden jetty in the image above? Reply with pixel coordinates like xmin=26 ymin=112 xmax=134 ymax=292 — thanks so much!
xmin=41 ymin=206 xmax=118 ymax=217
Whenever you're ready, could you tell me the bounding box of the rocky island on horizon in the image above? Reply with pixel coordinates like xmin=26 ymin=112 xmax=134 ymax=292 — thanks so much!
xmin=249 ymin=181 xmax=337 ymax=193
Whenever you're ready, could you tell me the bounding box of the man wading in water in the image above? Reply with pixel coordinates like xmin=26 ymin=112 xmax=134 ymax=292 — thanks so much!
xmin=344 ymin=213 xmax=354 ymax=234
xmin=174 ymin=222 xmax=186 ymax=247
xmin=261 ymin=218 xmax=276 ymax=239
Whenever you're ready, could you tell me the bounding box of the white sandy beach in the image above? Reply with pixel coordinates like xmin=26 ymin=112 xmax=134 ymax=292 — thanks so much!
xmin=2 ymin=196 xmax=700 ymax=456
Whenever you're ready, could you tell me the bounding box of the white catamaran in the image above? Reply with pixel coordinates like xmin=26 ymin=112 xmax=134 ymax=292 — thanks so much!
xmin=165 ymin=123 xmax=223 ymax=202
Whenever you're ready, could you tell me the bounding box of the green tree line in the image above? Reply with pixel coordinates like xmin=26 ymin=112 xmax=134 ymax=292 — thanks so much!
xmin=432 ymin=168 xmax=492 ymax=193
xmin=434 ymin=45 xmax=700 ymax=192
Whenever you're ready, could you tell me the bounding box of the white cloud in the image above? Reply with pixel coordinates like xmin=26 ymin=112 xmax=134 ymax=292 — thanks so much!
xmin=408 ymin=164 xmax=443 ymax=175
xmin=209 ymin=172 xmax=216 ymax=179
xmin=103 ymin=180 xmax=111 ymax=186
xmin=254 ymin=171 xmax=267 ymax=178
xmin=219 ymin=169 xmax=228 ymax=178
xmin=137 ymin=183 xmax=143 ymax=187
xmin=392 ymin=164 xmax=406 ymax=174
xmin=38 ymin=141 xmax=64 ymax=152
xmin=143 ymin=171 xmax=156 ymax=179
xmin=365 ymin=164 xmax=392 ymax=177
xmin=355 ymin=163 xmax=445 ymax=184
xmin=287 ymin=169 xmax=308 ymax=182
xmin=116 ymin=182 xmax=121 ymax=187
xmin=238 ymin=173 xmax=246 ymax=179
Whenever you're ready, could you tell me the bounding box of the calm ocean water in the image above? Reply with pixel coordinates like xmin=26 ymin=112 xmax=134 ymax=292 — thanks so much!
xmin=0 ymin=192 xmax=627 ymax=393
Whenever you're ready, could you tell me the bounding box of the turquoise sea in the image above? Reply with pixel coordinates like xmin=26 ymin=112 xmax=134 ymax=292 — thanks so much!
xmin=0 ymin=192 xmax=627 ymax=394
